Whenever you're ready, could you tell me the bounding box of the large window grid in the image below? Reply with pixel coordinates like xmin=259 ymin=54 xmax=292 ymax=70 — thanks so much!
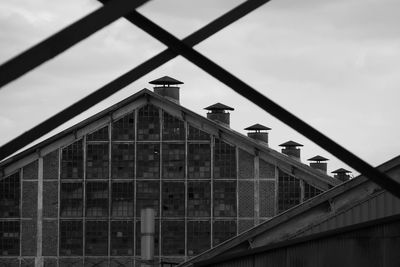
xmin=0 ymin=173 xmax=20 ymax=218
xmin=161 ymin=220 xmax=185 ymax=256
xmin=137 ymin=104 xmax=160 ymax=141
xmin=162 ymin=143 xmax=185 ymax=179
xmin=111 ymin=182 xmax=134 ymax=217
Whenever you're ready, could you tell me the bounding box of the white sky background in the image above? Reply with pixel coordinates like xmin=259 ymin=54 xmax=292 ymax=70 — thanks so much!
xmin=1 ymin=0 xmax=400 ymax=176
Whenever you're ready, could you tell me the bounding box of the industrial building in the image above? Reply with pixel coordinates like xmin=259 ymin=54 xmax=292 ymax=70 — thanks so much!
xmin=181 ymin=155 xmax=400 ymax=267
xmin=0 ymin=76 xmax=339 ymax=266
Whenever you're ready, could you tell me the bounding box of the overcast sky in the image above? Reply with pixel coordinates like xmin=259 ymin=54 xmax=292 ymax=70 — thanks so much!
xmin=1 ymin=0 xmax=400 ymax=176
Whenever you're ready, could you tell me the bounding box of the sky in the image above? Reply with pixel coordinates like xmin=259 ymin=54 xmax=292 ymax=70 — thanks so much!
xmin=1 ymin=0 xmax=400 ymax=176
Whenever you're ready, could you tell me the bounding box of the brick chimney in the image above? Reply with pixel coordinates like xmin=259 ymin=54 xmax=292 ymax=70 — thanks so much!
xmin=149 ymin=76 xmax=183 ymax=104
xmin=308 ymin=155 xmax=329 ymax=173
xmin=279 ymin=141 xmax=303 ymax=161
xmin=332 ymin=168 xmax=352 ymax=182
xmin=245 ymin=124 xmax=271 ymax=146
xmin=204 ymin=103 xmax=234 ymax=127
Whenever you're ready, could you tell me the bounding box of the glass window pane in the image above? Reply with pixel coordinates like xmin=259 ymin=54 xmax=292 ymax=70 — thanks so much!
xmin=188 ymin=125 xmax=210 ymax=141
xmin=213 ymin=181 xmax=236 ymax=217
xmin=86 ymin=182 xmax=108 ymax=217
xmin=111 ymin=143 xmax=134 ymax=179
xmin=278 ymin=171 xmax=300 ymax=213
xmin=87 ymin=126 xmax=109 ymax=141
xmin=162 ymin=143 xmax=185 ymax=179
xmin=161 ymin=220 xmax=185 ymax=256
xmin=187 ymin=221 xmax=210 ymax=256
xmin=163 ymin=112 xmax=184 ymax=140
xmin=137 ymin=144 xmax=160 ymax=179
xmin=60 ymin=183 xmax=83 ymax=217
xmin=187 ymin=182 xmax=210 ymax=217
xmin=214 ymin=139 xmax=236 ymax=179
xmin=213 ymin=220 xmax=236 ymax=246
xmin=0 ymin=221 xmax=20 ymax=256
xmin=86 ymin=144 xmax=109 ymax=179
xmin=61 ymin=140 xmax=83 ymax=179
xmin=112 ymin=182 xmax=134 ymax=217
xmin=304 ymin=182 xmax=323 ymax=201
xmin=137 ymin=105 xmax=160 ymax=141
xmin=0 ymin=173 xmax=20 ymax=218
xmin=85 ymin=221 xmax=108 ymax=256
xmin=60 ymin=220 xmax=83 ymax=256
xmin=111 ymin=221 xmax=134 ymax=256
xmin=112 ymin=112 xmax=135 ymax=141
xmin=162 ymin=182 xmax=184 ymax=217
xmin=188 ymin=144 xmax=210 ymax=179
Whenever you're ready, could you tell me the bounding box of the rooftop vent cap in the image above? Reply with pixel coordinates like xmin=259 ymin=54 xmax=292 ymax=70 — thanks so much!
xmin=244 ymin=124 xmax=271 ymax=132
xmin=245 ymin=124 xmax=271 ymax=146
xmin=307 ymin=155 xmax=329 ymax=162
xmin=204 ymin=103 xmax=234 ymax=126
xmin=149 ymin=76 xmax=183 ymax=104
xmin=279 ymin=140 xmax=303 ymax=161
xmin=308 ymin=155 xmax=329 ymax=173
xmin=332 ymin=168 xmax=352 ymax=182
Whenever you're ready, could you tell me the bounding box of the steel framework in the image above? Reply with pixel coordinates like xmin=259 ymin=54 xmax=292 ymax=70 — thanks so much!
xmin=0 ymin=0 xmax=399 ymax=198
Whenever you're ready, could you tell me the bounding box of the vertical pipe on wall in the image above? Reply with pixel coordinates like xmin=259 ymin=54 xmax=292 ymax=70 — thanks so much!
xmin=36 ymin=157 xmax=43 ymax=267
xmin=141 ymin=208 xmax=155 ymax=267
xmin=254 ymin=152 xmax=260 ymax=225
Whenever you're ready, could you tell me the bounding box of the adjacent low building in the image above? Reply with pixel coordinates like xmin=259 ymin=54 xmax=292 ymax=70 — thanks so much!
xmin=181 ymin=155 xmax=400 ymax=267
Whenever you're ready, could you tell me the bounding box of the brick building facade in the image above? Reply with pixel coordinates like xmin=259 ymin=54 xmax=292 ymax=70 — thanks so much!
xmin=0 ymin=77 xmax=338 ymax=266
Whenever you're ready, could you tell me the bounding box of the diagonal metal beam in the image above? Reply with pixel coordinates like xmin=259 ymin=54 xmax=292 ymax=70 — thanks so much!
xmin=125 ymin=10 xmax=400 ymax=198
xmin=0 ymin=0 xmax=270 ymax=161
xmin=0 ymin=0 xmax=150 ymax=89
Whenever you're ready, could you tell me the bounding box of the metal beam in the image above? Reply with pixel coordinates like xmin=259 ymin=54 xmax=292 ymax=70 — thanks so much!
xmin=0 ymin=0 xmax=270 ymax=161
xmin=0 ymin=0 xmax=150 ymax=89
xmin=123 ymin=10 xmax=400 ymax=198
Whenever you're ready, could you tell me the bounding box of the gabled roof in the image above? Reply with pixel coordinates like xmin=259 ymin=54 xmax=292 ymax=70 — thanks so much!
xmin=0 ymin=88 xmax=338 ymax=190
xmin=279 ymin=140 xmax=303 ymax=147
xmin=148 ymin=75 xmax=183 ymax=85
xmin=204 ymin=103 xmax=234 ymax=111
xmin=308 ymin=155 xmax=329 ymax=162
xmin=244 ymin=124 xmax=271 ymax=131
xmin=179 ymin=155 xmax=400 ymax=267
